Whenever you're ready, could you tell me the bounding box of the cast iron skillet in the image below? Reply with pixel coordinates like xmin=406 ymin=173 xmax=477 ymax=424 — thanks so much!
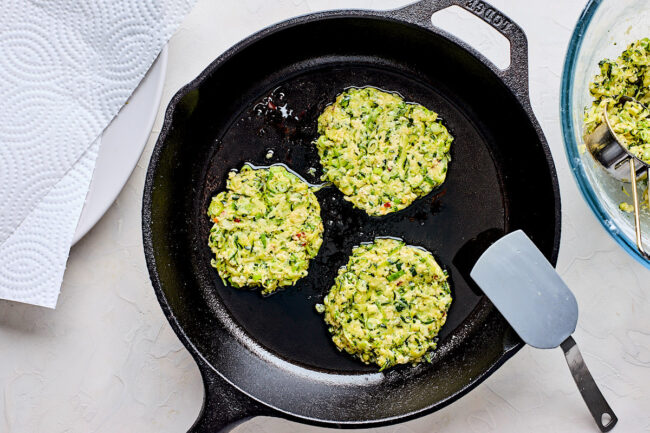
xmin=142 ymin=0 xmax=561 ymax=431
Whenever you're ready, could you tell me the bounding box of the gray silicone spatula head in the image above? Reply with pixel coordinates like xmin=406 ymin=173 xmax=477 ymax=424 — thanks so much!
xmin=469 ymin=230 xmax=578 ymax=348
xmin=470 ymin=230 xmax=618 ymax=432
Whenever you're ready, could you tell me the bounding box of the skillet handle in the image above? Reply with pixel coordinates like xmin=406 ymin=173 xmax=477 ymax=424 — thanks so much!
xmin=390 ymin=0 xmax=530 ymax=103
xmin=188 ymin=355 xmax=273 ymax=433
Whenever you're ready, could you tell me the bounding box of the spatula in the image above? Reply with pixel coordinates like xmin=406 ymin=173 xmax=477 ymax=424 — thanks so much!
xmin=470 ymin=230 xmax=618 ymax=432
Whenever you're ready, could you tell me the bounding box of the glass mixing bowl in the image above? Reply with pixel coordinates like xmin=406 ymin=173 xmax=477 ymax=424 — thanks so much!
xmin=561 ymin=0 xmax=650 ymax=268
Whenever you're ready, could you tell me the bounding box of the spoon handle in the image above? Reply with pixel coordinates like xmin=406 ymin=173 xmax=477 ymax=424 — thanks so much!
xmin=561 ymin=336 xmax=618 ymax=432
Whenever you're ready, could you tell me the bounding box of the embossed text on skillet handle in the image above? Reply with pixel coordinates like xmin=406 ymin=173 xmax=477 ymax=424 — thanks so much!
xmin=390 ymin=0 xmax=531 ymax=102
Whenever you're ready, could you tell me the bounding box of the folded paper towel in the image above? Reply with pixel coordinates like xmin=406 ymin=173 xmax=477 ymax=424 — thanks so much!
xmin=0 ymin=0 xmax=196 ymax=308
xmin=0 ymin=140 xmax=100 ymax=308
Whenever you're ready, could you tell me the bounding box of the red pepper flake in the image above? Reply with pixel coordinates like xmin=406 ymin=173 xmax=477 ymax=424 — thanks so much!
xmin=212 ymin=217 xmax=219 ymax=223
xmin=267 ymin=100 xmax=277 ymax=110
xmin=384 ymin=202 xmax=391 ymax=208
xmin=233 ymin=218 xmax=241 ymax=223
xmin=301 ymin=242 xmax=307 ymax=247
xmin=396 ymin=281 xmax=403 ymax=286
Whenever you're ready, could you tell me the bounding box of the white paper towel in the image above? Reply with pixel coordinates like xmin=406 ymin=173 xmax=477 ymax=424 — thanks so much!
xmin=0 ymin=140 xmax=99 ymax=308
xmin=0 ymin=0 xmax=195 ymax=307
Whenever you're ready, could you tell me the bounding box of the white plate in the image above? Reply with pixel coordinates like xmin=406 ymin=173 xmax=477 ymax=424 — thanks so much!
xmin=72 ymin=46 xmax=168 ymax=244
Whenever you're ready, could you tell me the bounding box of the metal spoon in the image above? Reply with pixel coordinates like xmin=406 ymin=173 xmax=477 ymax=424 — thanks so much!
xmin=584 ymin=95 xmax=650 ymax=259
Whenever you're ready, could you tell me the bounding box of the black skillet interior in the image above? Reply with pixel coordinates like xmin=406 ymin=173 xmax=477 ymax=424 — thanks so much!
xmin=143 ymin=0 xmax=560 ymax=429
xmin=204 ymin=68 xmax=509 ymax=372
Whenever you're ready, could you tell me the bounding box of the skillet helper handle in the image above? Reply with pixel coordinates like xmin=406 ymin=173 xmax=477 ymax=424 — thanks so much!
xmin=391 ymin=0 xmax=530 ymax=102
xmin=560 ymin=336 xmax=618 ymax=432
xmin=188 ymin=356 xmax=272 ymax=433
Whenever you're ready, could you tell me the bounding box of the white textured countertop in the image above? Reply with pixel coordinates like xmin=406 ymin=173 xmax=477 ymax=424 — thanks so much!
xmin=2 ymin=1 xmax=649 ymax=432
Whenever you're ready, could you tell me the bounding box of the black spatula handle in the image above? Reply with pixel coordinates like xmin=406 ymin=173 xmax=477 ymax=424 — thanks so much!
xmin=561 ymin=336 xmax=618 ymax=432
